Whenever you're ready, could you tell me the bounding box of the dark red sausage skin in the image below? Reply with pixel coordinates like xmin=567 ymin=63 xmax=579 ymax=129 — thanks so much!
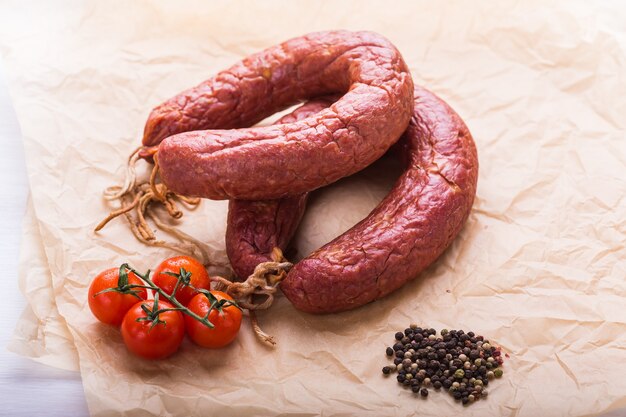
xmin=280 ymin=86 xmax=479 ymax=314
xmin=226 ymin=99 xmax=334 ymax=279
xmin=144 ymin=31 xmax=413 ymax=200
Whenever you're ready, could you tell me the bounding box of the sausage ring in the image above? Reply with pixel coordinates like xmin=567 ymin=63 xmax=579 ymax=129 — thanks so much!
xmin=143 ymin=31 xmax=414 ymax=200
xmin=280 ymin=85 xmax=478 ymax=313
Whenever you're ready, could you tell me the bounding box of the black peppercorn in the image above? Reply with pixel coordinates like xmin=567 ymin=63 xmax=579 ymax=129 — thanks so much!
xmin=384 ymin=326 xmax=503 ymax=407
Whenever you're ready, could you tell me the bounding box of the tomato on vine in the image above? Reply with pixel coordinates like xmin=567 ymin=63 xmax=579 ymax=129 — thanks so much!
xmin=88 ymin=265 xmax=147 ymax=326
xmin=185 ymin=291 xmax=242 ymax=348
xmin=121 ymin=294 xmax=186 ymax=360
xmin=152 ymin=256 xmax=211 ymax=306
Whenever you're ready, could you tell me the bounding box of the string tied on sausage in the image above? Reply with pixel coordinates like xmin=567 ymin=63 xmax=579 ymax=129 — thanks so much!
xmin=212 ymin=247 xmax=292 ymax=346
xmin=94 ymin=146 xmax=224 ymax=268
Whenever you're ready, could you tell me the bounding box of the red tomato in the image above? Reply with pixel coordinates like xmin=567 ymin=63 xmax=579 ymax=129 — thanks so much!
xmin=185 ymin=291 xmax=242 ymax=348
xmin=152 ymin=256 xmax=211 ymax=306
xmin=121 ymin=298 xmax=185 ymax=360
xmin=88 ymin=266 xmax=147 ymax=326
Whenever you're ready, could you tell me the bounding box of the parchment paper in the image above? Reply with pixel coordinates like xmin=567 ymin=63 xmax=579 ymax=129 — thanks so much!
xmin=8 ymin=198 xmax=79 ymax=371
xmin=2 ymin=1 xmax=626 ymax=416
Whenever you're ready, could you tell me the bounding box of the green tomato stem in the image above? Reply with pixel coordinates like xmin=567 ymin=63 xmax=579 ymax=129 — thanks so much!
xmin=125 ymin=265 xmax=215 ymax=329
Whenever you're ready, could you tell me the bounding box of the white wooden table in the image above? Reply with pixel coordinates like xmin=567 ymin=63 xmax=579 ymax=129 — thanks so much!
xmin=0 ymin=59 xmax=89 ymax=416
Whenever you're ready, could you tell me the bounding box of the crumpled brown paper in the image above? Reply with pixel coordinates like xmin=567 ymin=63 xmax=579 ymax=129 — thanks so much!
xmin=9 ymin=198 xmax=79 ymax=371
xmin=2 ymin=1 xmax=626 ymax=416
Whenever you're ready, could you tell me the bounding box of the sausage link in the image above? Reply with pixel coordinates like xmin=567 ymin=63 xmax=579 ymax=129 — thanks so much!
xmin=280 ymin=85 xmax=479 ymax=313
xmin=144 ymin=31 xmax=413 ymax=200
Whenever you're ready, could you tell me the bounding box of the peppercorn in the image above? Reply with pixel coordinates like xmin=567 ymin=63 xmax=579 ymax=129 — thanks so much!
xmin=420 ymin=388 xmax=429 ymax=397
xmin=384 ymin=327 xmax=503 ymax=406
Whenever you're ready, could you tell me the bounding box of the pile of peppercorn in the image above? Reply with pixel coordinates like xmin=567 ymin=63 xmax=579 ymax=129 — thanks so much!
xmin=382 ymin=325 xmax=504 ymax=406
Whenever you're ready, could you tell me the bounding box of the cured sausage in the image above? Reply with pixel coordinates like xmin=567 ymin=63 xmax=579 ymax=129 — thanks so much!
xmin=143 ymin=31 xmax=414 ymax=200
xmin=226 ymin=99 xmax=333 ymax=279
xmin=280 ymin=85 xmax=478 ymax=313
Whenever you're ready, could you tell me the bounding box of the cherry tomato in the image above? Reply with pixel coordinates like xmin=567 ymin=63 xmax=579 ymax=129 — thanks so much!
xmin=88 ymin=266 xmax=147 ymax=326
xmin=121 ymin=297 xmax=185 ymax=360
xmin=152 ymin=256 xmax=211 ymax=306
xmin=185 ymin=291 xmax=242 ymax=348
